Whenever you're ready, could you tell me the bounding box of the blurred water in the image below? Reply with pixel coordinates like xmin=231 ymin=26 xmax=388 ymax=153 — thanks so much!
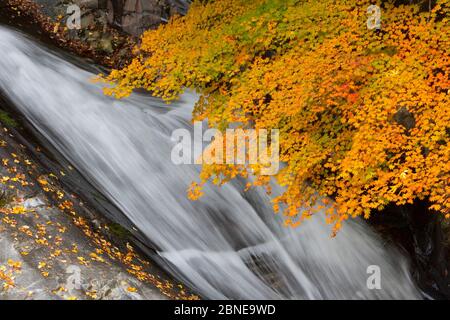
xmin=0 ymin=26 xmax=421 ymax=299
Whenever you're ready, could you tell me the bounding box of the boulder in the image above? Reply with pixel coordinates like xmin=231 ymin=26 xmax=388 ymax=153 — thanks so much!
xmin=394 ymin=106 xmax=416 ymax=131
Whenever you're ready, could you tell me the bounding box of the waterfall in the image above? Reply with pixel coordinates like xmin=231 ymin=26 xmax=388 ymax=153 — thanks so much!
xmin=0 ymin=26 xmax=420 ymax=299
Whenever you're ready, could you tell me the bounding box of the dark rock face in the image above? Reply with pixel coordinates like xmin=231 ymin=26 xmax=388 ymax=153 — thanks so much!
xmin=401 ymin=202 xmax=449 ymax=299
xmin=370 ymin=201 xmax=450 ymax=299
xmin=15 ymin=0 xmax=190 ymax=66
xmin=52 ymin=0 xmax=190 ymax=36
xmin=109 ymin=0 xmax=190 ymax=35
xmin=394 ymin=106 xmax=416 ymax=131
xmin=32 ymin=0 xmax=61 ymax=16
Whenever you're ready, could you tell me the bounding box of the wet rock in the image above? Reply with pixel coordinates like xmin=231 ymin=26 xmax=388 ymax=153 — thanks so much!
xmin=51 ymin=0 xmax=185 ymax=36
xmin=33 ymin=0 xmax=61 ymax=17
xmin=0 ymin=225 xmax=169 ymax=299
xmin=81 ymin=13 xmax=96 ymax=29
xmin=98 ymin=36 xmax=113 ymax=53
xmin=23 ymin=197 xmax=45 ymax=209
xmin=79 ymin=0 xmax=99 ymax=10
xmin=394 ymin=106 xmax=416 ymax=131
xmin=124 ymin=0 xmax=140 ymax=13
xmin=87 ymin=30 xmax=101 ymax=41
xmin=121 ymin=12 xmax=161 ymax=36
xmin=0 ymin=230 xmax=53 ymax=299
xmin=369 ymin=201 xmax=450 ymax=299
xmin=96 ymin=11 xmax=109 ymax=31
xmin=421 ymin=146 xmax=430 ymax=158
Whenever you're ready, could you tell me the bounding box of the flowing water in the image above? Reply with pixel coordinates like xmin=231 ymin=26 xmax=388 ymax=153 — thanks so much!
xmin=0 ymin=26 xmax=421 ymax=299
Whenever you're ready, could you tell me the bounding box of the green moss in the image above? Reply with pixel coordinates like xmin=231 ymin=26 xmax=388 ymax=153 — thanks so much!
xmin=0 ymin=190 xmax=13 ymax=208
xmin=0 ymin=110 xmax=18 ymax=128
xmin=107 ymin=222 xmax=131 ymax=239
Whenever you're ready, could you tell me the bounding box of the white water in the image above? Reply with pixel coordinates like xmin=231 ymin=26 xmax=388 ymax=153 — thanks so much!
xmin=0 ymin=26 xmax=420 ymax=299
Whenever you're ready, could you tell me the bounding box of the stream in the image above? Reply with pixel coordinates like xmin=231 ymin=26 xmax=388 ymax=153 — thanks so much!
xmin=0 ymin=25 xmax=422 ymax=299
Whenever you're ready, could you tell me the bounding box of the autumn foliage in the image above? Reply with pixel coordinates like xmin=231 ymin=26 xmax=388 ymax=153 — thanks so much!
xmin=101 ymin=0 xmax=449 ymax=232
